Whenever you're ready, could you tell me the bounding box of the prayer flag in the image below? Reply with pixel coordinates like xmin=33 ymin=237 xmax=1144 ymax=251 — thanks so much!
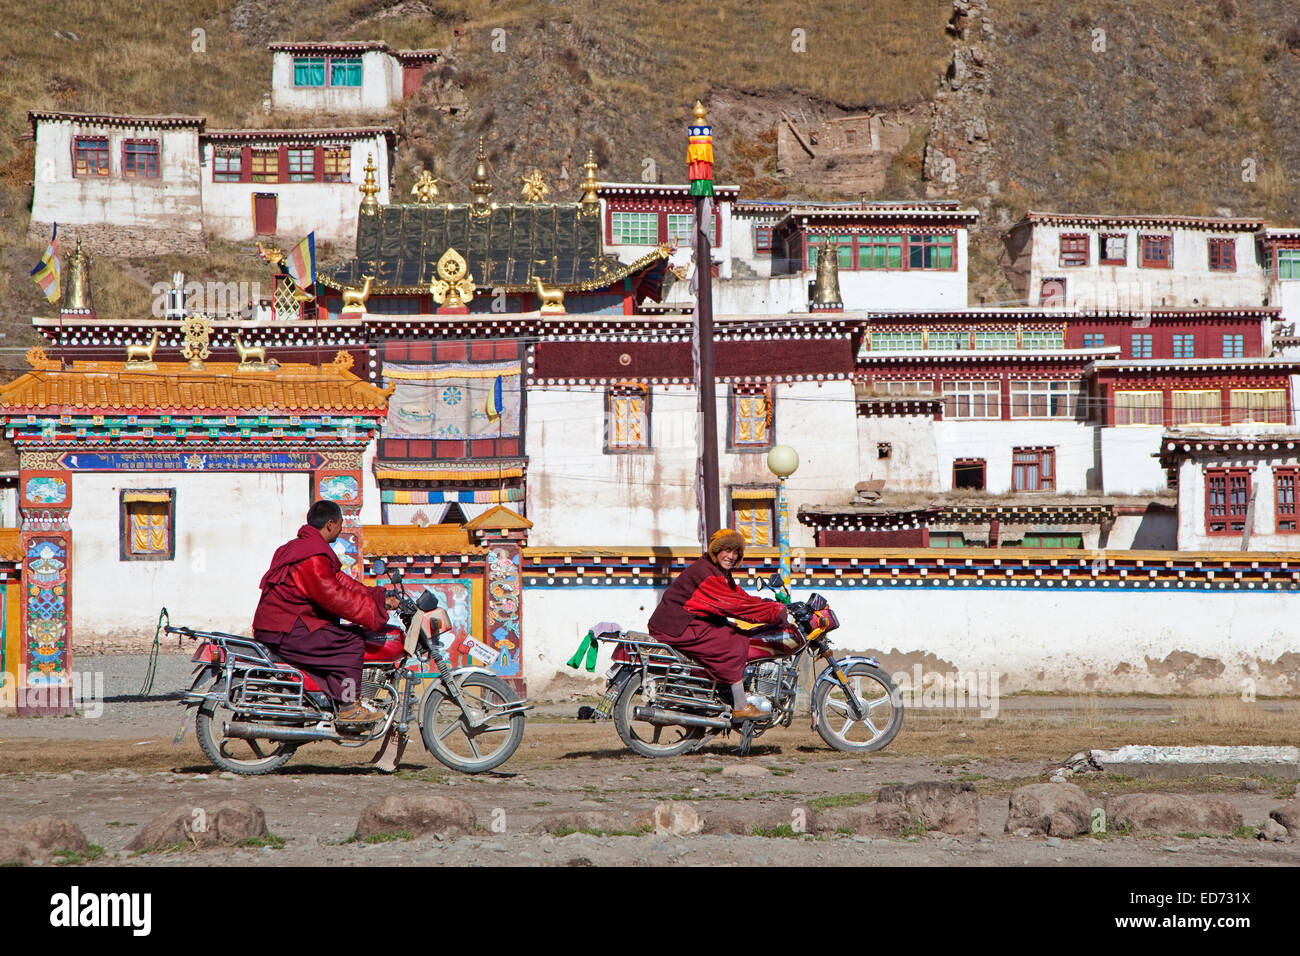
xmin=286 ymin=232 xmax=316 ymax=289
xmin=30 ymin=223 xmax=61 ymax=303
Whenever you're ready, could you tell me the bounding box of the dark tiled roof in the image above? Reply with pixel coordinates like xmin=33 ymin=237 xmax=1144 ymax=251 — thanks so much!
xmin=321 ymin=202 xmax=667 ymax=294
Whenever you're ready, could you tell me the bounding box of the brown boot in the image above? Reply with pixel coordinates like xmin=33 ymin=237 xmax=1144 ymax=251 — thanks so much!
xmin=731 ymin=703 xmax=764 ymax=721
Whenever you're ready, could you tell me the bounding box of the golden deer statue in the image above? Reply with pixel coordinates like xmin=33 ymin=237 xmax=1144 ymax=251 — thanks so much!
xmin=125 ymin=330 xmax=161 ymax=364
xmin=233 ymin=332 xmax=268 ymax=368
xmin=533 ymin=276 xmax=566 ymax=314
xmin=341 ymin=275 xmax=375 ymax=313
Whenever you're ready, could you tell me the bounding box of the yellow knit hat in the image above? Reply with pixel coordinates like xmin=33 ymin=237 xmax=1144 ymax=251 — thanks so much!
xmin=707 ymin=528 xmax=745 ymax=560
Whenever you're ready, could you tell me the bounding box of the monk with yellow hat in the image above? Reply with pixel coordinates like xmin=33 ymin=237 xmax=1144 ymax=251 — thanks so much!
xmin=647 ymin=528 xmax=790 ymax=720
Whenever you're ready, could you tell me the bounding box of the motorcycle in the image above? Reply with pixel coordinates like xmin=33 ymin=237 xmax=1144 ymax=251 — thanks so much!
xmin=592 ymin=572 xmax=902 ymax=757
xmin=166 ymin=558 xmax=531 ymax=775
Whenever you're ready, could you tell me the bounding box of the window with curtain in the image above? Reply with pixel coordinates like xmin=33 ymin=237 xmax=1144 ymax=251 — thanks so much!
xmin=293 ymin=56 xmax=326 ymax=87
xmin=730 ymin=387 xmax=772 ymax=449
xmin=731 ymin=490 xmax=775 ymax=546
xmin=606 ymin=388 xmax=650 ymax=451
xmin=1229 ymin=389 xmax=1287 ymax=424
xmin=1114 ymin=390 xmax=1164 ymax=426
xmin=121 ymin=490 xmax=175 ymax=560
xmin=1171 ymin=390 xmax=1221 ymax=425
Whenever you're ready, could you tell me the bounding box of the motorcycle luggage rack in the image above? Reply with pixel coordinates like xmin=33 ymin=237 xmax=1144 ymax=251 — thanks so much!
xmin=227 ymin=663 xmax=306 ymax=715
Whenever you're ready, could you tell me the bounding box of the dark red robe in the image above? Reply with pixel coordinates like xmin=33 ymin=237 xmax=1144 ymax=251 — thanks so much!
xmin=252 ymin=525 xmax=387 ymax=702
xmin=647 ymin=556 xmax=788 ymax=684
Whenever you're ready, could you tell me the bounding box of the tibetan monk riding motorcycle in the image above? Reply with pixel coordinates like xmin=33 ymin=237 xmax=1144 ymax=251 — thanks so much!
xmin=165 ymin=559 xmax=530 ymax=775
xmin=590 ymin=573 xmax=903 ymax=757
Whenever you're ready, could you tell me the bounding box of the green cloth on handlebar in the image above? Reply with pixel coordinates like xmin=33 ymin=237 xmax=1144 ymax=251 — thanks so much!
xmin=566 ymin=630 xmax=599 ymax=672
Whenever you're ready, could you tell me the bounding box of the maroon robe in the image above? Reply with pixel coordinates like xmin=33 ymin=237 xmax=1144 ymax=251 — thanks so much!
xmin=252 ymin=525 xmax=387 ymax=702
xmin=647 ymin=556 xmax=788 ymax=684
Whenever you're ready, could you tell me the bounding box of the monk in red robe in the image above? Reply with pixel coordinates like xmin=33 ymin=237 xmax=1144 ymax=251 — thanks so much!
xmin=253 ymin=500 xmax=397 ymax=726
xmin=648 ymin=528 xmax=790 ymax=720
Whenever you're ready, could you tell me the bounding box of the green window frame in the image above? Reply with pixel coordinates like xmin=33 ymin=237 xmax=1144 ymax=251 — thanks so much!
xmin=808 ymin=236 xmax=853 ymax=270
xmin=859 ymin=235 xmax=905 ymax=270
xmin=1021 ymin=329 xmax=1065 ymax=350
xmin=294 ymin=56 xmax=326 ymax=87
xmin=870 ymin=331 xmax=923 ymax=352
xmin=1019 ymin=533 xmax=1083 ymax=548
xmin=973 ymin=330 xmax=1018 ymax=350
xmin=330 ymin=57 xmax=362 ymax=87
xmin=610 ymin=212 xmax=658 ymax=245
xmin=928 ymin=330 xmax=967 ymax=351
xmin=1277 ymin=248 xmax=1300 ymax=280
xmin=907 ymin=234 xmax=954 ymax=270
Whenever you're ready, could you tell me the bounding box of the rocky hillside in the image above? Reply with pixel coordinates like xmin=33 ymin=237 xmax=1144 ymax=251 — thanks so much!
xmin=4 ymin=0 xmax=1300 ymax=360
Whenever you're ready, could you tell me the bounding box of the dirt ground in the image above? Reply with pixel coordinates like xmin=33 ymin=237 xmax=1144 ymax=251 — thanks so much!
xmin=2 ymin=658 xmax=1299 ymax=867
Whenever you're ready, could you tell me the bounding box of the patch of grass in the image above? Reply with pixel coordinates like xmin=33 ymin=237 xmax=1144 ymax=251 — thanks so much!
xmin=766 ymin=766 xmax=791 ymax=777
xmin=105 ymin=821 xmax=138 ymax=827
xmin=1 ymin=860 xmax=26 ymax=867
xmin=1232 ymin=824 xmax=1259 ymax=839
xmin=531 ymin=801 xmax=551 ymax=807
xmin=553 ymin=825 xmax=651 ymax=837
xmin=835 ymin=826 xmax=854 ymax=835
xmin=349 ymin=830 xmax=413 ymax=844
xmin=396 ymin=769 xmax=450 ymax=784
xmin=810 ymin=792 xmax=876 ymax=812
xmin=700 ymin=766 xmax=724 ymax=775
xmin=130 ymin=841 xmax=194 ymax=857
xmin=235 ymin=833 xmax=286 ymax=850
xmin=900 ymin=818 xmax=928 ymax=838
xmin=956 ymin=773 xmax=990 ymax=782
xmin=52 ymin=845 xmax=105 ymax=866
xmin=752 ymin=824 xmax=801 ymax=838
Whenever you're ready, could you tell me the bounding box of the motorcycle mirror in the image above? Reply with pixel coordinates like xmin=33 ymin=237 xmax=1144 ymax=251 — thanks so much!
xmin=766 ymin=572 xmax=785 ymax=591
xmin=371 ymin=558 xmax=387 ymax=575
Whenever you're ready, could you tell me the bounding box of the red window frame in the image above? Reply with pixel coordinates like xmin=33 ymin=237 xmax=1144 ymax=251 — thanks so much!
xmin=1140 ymin=234 xmax=1171 ymax=268
xmin=322 ymin=147 xmax=350 ymax=183
xmin=754 ymin=225 xmax=773 ymax=253
xmin=249 ymin=148 xmax=278 ymax=183
xmin=213 ymin=147 xmax=242 ymax=182
xmin=286 ymin=147 xmax=315 ymax=182
xmin=1059 ymin=233 xmax=1089 ymax=267
xmin=73 ymin=136 xmax=109 ymax=177
xmin=1275 ymin=468 xmax=1300 ymax=532
xmin=122 ymin=139 xmax=159 ymax=179
xmin=1099 ymin=233 xmax=1127 ymax=265
xmin=1208 ymin=237 xmax=1236 ymax=272
xmin=1205 ymin=467 xmax=1251 ymax=536
xmin=1012 ymin=447 xmax=1055 ymax=491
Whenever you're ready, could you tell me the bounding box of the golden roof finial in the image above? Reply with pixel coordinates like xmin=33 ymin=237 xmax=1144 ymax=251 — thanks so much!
xmin=469 ymin=137 xmax=494 ymax=212
xmin=693 ymin=100 xmax=708 ymax=123
xmin=520 ymin=169 xmax=549 ymax=203
xmin=180 ymin=313 xmax=213 ymax=370
xmin=63 ymin=240 xmax=94 ymax=313
xmin=430 ymin=248 xmax=476 ymax=311
xmin=411 ymin=168 xmax=440 ymax=202
xmin=580 ymin=148 xmax=599 ymax=208
xmin=359 ymin=153 xmax=381 ymax=215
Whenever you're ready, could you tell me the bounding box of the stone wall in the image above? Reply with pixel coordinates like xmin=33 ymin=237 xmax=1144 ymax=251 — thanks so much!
xmin=27 ymin=221 xmax=206 ymax=258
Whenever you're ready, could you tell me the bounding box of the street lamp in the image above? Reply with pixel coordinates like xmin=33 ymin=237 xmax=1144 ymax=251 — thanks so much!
xmin=767 ymin=445 xmax=799 ymax=587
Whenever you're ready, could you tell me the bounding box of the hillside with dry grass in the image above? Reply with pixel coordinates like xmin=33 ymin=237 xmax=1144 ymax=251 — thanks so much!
xmin=4 ymin=0 xmax=1300 ymax=365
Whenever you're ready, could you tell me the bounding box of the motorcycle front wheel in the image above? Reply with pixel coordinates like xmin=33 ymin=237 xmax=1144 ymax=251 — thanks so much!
xmin=813 ymin=662 xmax=903 ymax=753
xmin=195 ymin=684 xmax=299 ymax=775
xmin=612 ymin=672 xmax=707 ymax=758
xmin=419 ymin=673 xmax=525 ymax=774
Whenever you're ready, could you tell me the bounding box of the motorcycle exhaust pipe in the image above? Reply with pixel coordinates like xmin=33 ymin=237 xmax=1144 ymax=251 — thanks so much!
xmin=224 ymin=721 xmax=342 ymax=743
xmin=632 ymin=705 xmax=732 ymax=731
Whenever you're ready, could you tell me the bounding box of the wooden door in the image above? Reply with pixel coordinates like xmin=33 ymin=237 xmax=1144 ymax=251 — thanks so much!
xmin=253 ymin=193 xmax=278 ymax=235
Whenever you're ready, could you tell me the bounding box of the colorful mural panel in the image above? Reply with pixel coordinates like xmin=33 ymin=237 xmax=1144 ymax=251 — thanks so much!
xmin=23 ymin=535 xmax=68 ymax=688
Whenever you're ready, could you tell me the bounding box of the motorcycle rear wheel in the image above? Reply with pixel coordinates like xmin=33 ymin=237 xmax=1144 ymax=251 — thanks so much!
xmin=419 ymin=673 xmax=525 ymax=774
xmin=813 ymin=662 xmax=903 ymax=753
xmin=612 ymin=672 xmax=707 ymax=758
xmin=195 ymin=686 xmax=299 ymax=775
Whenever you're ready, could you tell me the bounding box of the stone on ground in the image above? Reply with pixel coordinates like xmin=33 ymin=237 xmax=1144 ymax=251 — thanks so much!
xmin=355 ymin=794 xmax=476 ymax=841
xmin=1005 ymin=783 xmax=1091 ymax=837
xmin=1268 ymin=799 xmax=1300 ymax=836
xmin=634 ymin=801 xmax=703 ymax=836
xmin=0 ymin=816 xmax=90 ymax=863
xmin=1106 ymin=793 xmax=1241 ymax=834
xmin=879 ymin=781 xmax=980 ymax=835
xmin=532 ymin=811 xmax=623 ymax=834
xmin=126 ymin=800 xmax=267 ymax=852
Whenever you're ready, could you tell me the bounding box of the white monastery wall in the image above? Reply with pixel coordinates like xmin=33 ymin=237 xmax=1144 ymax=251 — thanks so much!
xmin=523 ymin=580 xmax=1298 ymax=695
xmin=932 ymin=419 xmax=1095 ymax=492
xmin=270 ymin=51 xmax=399 ymax=113
xmin=1099 ymin=426 xmax=1167 ymax=494
xmin=69 ymin=471 xmax=310 ymax=643
xmin=525 ymin=381 xmax=857 ymax=548
xmin=854 ymin=414 xmax=941 ymax=491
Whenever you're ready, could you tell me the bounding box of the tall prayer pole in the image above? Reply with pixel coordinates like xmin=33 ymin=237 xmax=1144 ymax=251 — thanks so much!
xmin=689 ymin=101 xmax=720 ymax=540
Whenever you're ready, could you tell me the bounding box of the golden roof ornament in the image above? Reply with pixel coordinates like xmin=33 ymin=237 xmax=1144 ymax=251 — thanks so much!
xmin=256 ymin=241 xmax=286 ymax=268
xmin=180 ymin=313 xmax=213 ymax=370
xmin=579 ymin=148 xmax=599 ymax=208
xmin=25 ymin=346 xmax=61 ymax=371
xmin=469 ymin=137 xmax=494 ymax=213
xmin=359 ymin=153 xmax=381 ymax=214
xmin=811 ymin=242 xmax=844 ymax=312
xmin=233 ymin=332 xmax=272 ymax=370
xmin=124 ymin=331 xmax=161 ymax=367
xmin=430 ymin=248 xmax=476 ymax=312
xmin=410 ymin=168 xmax=440 ymax=202
xmin=63 ymin=240 xmax=94 ymax=313
xmin=520 ymin=169 xmax=550 ymax=203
